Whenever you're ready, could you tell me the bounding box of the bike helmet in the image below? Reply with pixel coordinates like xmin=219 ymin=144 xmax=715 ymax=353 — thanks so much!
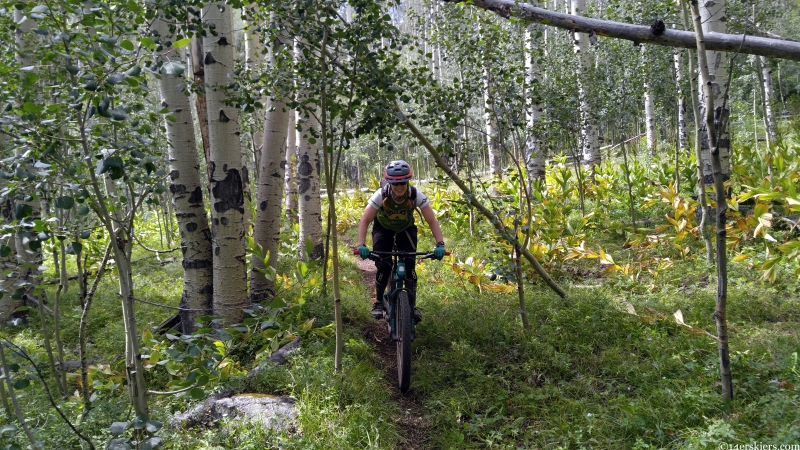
xmin=384 ymin=160 xmax=413 ymax=184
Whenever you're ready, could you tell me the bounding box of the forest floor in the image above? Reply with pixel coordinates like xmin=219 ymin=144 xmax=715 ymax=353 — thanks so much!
xmin=351 ymin=243 xmax=432 ymax=449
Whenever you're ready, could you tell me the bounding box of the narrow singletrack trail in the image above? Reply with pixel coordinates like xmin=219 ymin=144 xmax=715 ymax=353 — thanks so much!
xmin=354 ymin=255 xmax=433 ymax=450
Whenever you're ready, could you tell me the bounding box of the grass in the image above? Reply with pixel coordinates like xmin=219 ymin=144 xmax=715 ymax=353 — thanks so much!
xmin=2 ymin=169 xmax=800 ymax=449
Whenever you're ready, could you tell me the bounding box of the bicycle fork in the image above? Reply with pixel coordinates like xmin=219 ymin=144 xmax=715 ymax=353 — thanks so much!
xmin=385 ymin=262 xmax=415 ymax=341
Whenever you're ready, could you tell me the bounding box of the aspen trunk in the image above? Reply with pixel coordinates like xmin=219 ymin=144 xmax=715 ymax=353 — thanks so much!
xmin=251 ymin=22 xmax=291 ymax=300
xmin=673 ymin=48 xmax=689 ymax=155
xmin=295 ymin=41 xmax=324 ymax=261
xmin=525 ymin=25 xmax=546 ymax=183
xmin=204 ymin=2 xmax=248 ymax=324
xmin=698 ymin=0 xmax=730 ymax=187
xmin=677 ymin=0 xmax=714 ymax=264
xmin=153 ymin=12 xmax=214 ymax=332
xmin=285 ymin=112 xmax=299 ymax=223
xmin=571 ymin=0 xmax=600 ymax=170
xmin=758 ymin=56 xmax=778 ymax=144
xmin=690 ymin=0 xmax=733 ymax=403
xmin=481 ymin=23 xmax=502 ymax=194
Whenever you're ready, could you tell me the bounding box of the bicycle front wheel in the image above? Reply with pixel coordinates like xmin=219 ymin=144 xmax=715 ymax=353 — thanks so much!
xmin=396 ymin=291 xmax=412 ymax=394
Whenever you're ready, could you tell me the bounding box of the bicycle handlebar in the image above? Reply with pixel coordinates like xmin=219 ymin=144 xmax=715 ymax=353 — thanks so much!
xmin=351 ymin=249 xmax=451 ymax=258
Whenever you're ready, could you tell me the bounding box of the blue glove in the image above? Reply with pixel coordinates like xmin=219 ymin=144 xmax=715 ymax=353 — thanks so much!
xmin=358 ymin=245 xmax=370 ymax=259
xmin=433 ymin=243 xmax=445 ymax=260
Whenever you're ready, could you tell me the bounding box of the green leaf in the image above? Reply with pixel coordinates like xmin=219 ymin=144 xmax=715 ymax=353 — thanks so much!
xmin=76 ymin=206 xmax=90 ymax=216
xmin=0 ymin=245 xmax=11 ymax=258
xmin=139 ymin=37 xmax=156 ymax=50
xmin=11 ymin=289 xmax=24 ymax=300
xmin=13 ymin=379 xmax=29 ymax=390
xmin=109 ymin=109 xmax=130 ymax=121
xmin=54 ymin=196 xmax=74 ymax=209
xmin=140 ymin=437 xmax=163 ymax=450
xmin=189 ymin=387 xmax=205 ymax=400
xmin=173 ymin=37 xmax=192 ymax=48
xmin=145 ymin=420 xmax=163 ymax=434
xmin=107 ymin=438 xmax=132 ymax=450
xmin=83 ymin=80 xmax=98 ymax=91
xmin=107 ymin=73 xmax=126 ymax=84
xmin=109 ymin=421 xmax=129 ymax=435
xmin=97 ymin=156 xmax=124 ymax=179
xmin=0 ymin=423 xmax=18 ymax=434
xmin=161 ymin=61 xmax=185 ymax=77
xmin=15 ymin=203 xmax=32 ymax=219
xmin=120 ymin=39 xmax=134 ymax=51
xmin=67 ymin=242 xmax=82 ymax=255
xmin=125 ymin=65 xmax=141 ymax=77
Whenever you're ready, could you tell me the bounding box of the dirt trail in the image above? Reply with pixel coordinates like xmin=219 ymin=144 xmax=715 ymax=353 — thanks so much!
xmin=354 ymin=255 xmax=432 ymax=450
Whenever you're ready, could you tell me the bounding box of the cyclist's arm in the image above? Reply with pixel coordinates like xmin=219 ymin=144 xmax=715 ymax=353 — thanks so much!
xmin=357 ymin=205 xmax=379 ymax=247
xmin=420 ymin=204 xmax=444 ymax=244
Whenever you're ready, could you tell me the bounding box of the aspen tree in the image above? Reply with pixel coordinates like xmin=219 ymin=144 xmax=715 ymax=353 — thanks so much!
xmin=203 ymin=2 xmax=248 ymax=323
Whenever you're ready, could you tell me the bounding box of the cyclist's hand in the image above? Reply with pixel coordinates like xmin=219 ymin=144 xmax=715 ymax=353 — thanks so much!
xmin=433 ymin=243 xmax=446 ymax=260
xmin=357 ymin=245 xmax=370 ymax=260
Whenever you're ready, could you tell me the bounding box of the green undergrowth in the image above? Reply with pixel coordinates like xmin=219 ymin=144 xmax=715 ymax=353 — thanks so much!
xmin=2 ymin=205 xmax=799 ymax=448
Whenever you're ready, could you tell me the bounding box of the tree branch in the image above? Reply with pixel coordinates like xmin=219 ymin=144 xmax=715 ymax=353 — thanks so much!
xmin=445 ymin=0 xmax=800 ymax=61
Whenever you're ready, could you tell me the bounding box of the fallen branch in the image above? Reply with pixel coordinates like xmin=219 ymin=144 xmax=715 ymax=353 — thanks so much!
xmin=445 ymin=0 xmax=800 ymax=61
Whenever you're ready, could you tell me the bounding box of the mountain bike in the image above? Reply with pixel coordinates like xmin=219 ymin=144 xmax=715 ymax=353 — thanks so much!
xmin=354 ymin=248 xmax=447 ymax=394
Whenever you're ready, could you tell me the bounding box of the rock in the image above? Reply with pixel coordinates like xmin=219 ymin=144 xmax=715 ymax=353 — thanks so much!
xmin=211 ymin=394 xmax=297 ymax=432
xmin=168 ymin=388 xmax=234 ymax=429
xmin=168 ymin=390 xmax=297 ymax=433
xmin=266 ymin=336 xmax=300 ymax=365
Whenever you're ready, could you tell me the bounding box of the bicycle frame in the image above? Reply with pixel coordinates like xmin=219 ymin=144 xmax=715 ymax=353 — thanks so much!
xmin=369 ymin=249 xmax=434 ymax=341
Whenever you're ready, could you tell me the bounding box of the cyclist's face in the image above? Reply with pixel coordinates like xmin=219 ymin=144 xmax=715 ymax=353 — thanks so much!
xmin=391 ymin=183 xmax=408 ymax=197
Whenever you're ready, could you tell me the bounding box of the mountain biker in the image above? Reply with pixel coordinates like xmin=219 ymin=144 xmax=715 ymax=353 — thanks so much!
xmin=356 ymin=160 xmax=446 ymax=322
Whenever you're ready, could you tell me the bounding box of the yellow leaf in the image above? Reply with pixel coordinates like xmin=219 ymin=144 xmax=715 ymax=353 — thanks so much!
xmin=468 ymin=275 xmax=480 ymax=285
xmin=452 ymin=264 xmax=462 ymax=275
xmin=731 ymin=254 xmax=748 ymax=262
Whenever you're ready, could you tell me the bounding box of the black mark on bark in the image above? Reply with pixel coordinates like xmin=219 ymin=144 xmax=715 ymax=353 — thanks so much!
xmin=219 ymin=110 xmax=230 ymax=123
xmin=298 ymin=178 xmax=310 ymax=194
xmin=186 ymin=222 xmax=198 ymax=232
xmin=188 ymin=186 xmax=203 ymax=204
xmin=260 ymin=200 xmax=267 ymax=211
xmin=220 ymin=217 xmax=229 ymax=226
xmin=212 ymin=168 xmax=244 ymax=213
xmin=218 ymin=36 xmax=229 ymax=46
xmin=304 ymin=195 xmax=311 ymax=201
xmin=298 ymin=154 xmax=312 ymax=176
xmin=215 ymin=246 xmax=220 ymax=256
xmin=169 ymin=170 xmax=179 ymax=180
xmin=242 ymin=166 xmax=249 ymax=183
xmin=204 ymin=52 xmax=216 ymax=65
xmin=183 ymin=258 xmax=212 ymax=269
xmin=170 ymin=183 xmax=187 ymax=195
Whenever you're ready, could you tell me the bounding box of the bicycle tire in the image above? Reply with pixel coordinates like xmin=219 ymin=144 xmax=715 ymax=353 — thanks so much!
xmin=396 ymin=291 xmax=412 ymax=394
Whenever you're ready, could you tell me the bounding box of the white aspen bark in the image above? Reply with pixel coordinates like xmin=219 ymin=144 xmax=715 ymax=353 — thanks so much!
xmin=760 ymin=56 xmax=777 ymax=143
xmin=571 ymin=0 xmax=600 ymax=169
xmin=153 ymin=12 xmax=213 ymax=333
xmin=295 ymin=109 xmax=324 ymax=261
xmin=285 ymin=112 xmax=299 ymax=223
xmin=480 ymin=24 xmax=502 ymax=193
xmin=484 ymin=66 xmax=502 ymax=192
xmin=524 ymin=26 xmax=546 ymax=183
xmin=204 ymin=2 xmax=248 ymax=324
xmin=0 ymin=200 xmax=18 ymax=326
xmin=699 ymin=0 xmax=730 ymax=186
xmin=673 ymin=48 xmax=689 ymax=153
xmin=294 ymin=37 xmax=323 ymax=261
xmin=644 ymin=85 xmax=657 ymax=156
xmin=251 ymin=36 xmax=291 ymax=300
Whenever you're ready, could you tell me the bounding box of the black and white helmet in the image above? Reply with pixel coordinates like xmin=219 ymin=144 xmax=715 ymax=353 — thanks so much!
xmin=384 ymin=160 xmax=413 ymax=184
